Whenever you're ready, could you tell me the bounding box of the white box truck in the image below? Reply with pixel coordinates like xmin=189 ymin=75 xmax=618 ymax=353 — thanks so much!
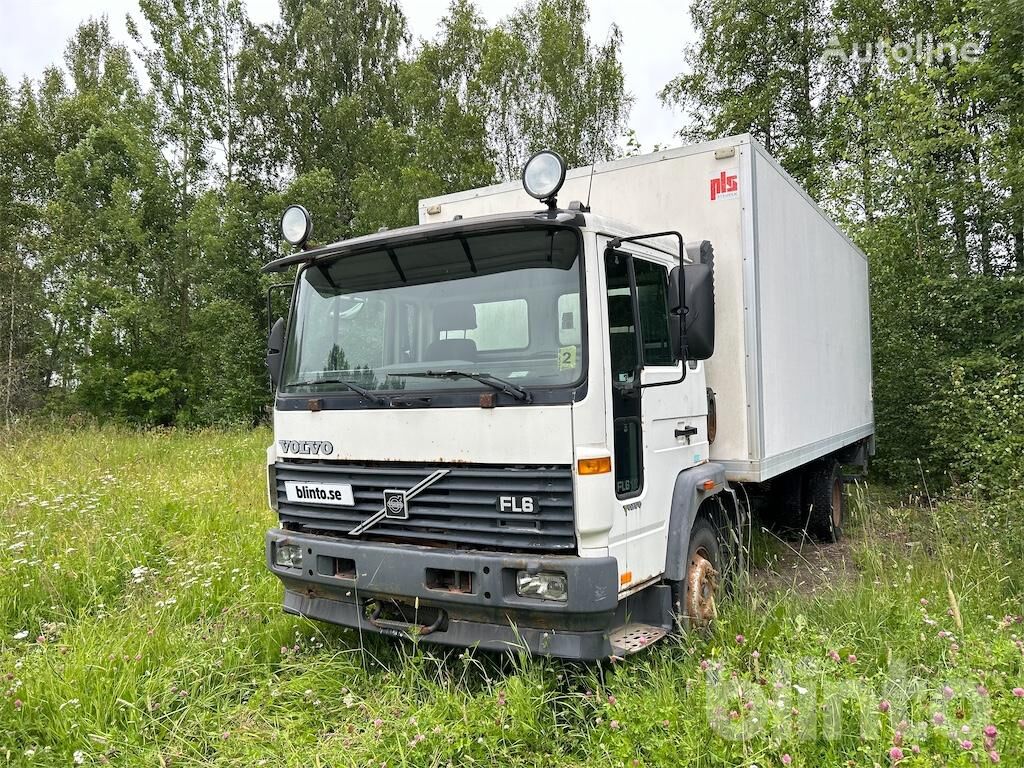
xmin=262 ymin=134 xmax=873 ymax=660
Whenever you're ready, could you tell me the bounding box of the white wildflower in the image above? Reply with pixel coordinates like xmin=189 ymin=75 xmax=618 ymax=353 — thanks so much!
xmin=13 ymin=630 xmax=28 ymax=640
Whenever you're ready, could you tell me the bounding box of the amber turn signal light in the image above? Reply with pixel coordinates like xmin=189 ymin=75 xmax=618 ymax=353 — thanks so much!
xmin=577 ymin=456 xmax=612 ymax=475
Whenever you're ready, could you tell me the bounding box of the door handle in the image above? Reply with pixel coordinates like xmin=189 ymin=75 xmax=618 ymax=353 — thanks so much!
xmin=675 ymin=426 xmax=698 ymax=439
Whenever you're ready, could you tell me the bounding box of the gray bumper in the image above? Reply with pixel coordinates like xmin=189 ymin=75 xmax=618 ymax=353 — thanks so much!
xmin=266 ymin=529 xmax=621 ymax=660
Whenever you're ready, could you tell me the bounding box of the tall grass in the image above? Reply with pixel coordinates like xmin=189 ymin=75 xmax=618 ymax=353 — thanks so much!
xmin=1 ymin=428 xmax=1022 ymax=766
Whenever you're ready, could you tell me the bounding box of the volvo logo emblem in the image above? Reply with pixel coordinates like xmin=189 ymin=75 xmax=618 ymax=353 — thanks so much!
xmin=348 ymin=470 xmax=450 ymax=536
xmin=384 ymin=491 xmax=407 ymax=519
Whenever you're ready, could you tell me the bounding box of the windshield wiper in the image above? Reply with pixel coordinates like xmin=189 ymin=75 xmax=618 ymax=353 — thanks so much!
xmin=287 ymin=377 xmax=389 ymax=406
xmin=389 ymin=370 xmax=533 ymax=403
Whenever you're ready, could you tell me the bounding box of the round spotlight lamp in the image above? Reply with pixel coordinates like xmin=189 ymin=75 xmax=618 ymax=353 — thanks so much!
xmin=522 ymin=150 xmax=567 ymax=207
xmin=281 ymin=204 xmax=313 ymax=248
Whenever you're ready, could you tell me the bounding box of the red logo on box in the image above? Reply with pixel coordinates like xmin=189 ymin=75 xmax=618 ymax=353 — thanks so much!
xmin=710 ymin=170 xmax=739 ymax=201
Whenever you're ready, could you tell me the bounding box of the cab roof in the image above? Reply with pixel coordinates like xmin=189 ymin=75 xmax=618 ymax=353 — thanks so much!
xmin=261 ymin=208 xmax=680 ymax=274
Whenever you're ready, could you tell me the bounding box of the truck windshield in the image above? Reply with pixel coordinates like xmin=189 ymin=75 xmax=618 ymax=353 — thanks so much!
xmin=281 ymin=227 xmax=584 ymax=398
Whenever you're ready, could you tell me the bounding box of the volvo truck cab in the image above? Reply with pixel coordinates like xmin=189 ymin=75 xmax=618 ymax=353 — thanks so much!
xmin=263 ymin=138 xmax=874 ymax=660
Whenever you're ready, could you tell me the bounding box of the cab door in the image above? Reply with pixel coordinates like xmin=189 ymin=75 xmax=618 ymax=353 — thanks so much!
xmin=603 ymin=243 xmax=707 ymax=590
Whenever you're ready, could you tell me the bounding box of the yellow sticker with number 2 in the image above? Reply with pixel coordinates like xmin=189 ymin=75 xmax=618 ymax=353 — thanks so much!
xmin=558 ymin=346 xmax=577 ymax=370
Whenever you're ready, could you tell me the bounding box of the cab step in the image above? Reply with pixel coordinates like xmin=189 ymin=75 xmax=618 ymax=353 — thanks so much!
xmin=609 ymin=623 xmax=669 ymax=655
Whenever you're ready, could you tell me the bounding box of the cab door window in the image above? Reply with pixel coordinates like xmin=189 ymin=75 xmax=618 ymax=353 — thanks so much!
xmin=632 ymin=258 xmax=674 ymax=365
xmin=605 ymin=250 xmax=642 ymax=497
xmin=605 ymin=252 xmax=638 ymax=384
xmin=604 ymin=250 xmax=675 ymax=499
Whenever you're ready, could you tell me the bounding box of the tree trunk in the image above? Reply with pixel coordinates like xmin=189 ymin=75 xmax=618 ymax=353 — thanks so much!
xmin=951 ymin=195 xmax=969 ymax=272
xmin=967 ymin=103 xmax=991 ymax=274
xmin=4 ymin=260 xmax=16 ymax=429
xmin=220 ymin=0 xmax=235 ymax=185
xmin=1014 ymin=200 xmax=1024 ymax=273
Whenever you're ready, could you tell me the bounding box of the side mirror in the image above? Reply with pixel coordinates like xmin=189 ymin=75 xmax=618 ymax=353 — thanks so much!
xmin=683 ymin=262 xmax=715 ymax=360
xmin=267 ymin=317 xmax=286 ymax=389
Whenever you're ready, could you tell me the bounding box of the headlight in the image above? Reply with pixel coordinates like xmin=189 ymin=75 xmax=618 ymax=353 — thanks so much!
xmin=516 ymin=570 xmax=568 ymax=601
xmin=522 ymin=150 xmax=567 ymax=203
xmin=280 ymin=204 xmax=312 ymax=247
xmin=274 ymin=543 xmax=303 ymax=568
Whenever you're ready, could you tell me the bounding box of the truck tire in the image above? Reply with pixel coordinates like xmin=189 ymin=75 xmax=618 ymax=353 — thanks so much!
xmin=671 ymin=516 xmax=723 ymax=632
xmin=803 ymin=459 xmax=844 ymax=542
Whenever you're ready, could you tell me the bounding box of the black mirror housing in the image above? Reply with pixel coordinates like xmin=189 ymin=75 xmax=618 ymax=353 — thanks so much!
xmin=683 ymin=262 xmax=715 ymax=360
xmin=267 ymin=317 xmax=286 ymax=389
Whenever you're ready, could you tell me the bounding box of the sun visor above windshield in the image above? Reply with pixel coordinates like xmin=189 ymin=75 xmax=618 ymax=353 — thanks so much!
xmin=303 ymin=227 xmax=580 ymax=297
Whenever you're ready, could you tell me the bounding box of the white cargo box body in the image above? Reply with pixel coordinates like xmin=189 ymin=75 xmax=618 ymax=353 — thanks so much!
xmin=419 ymin=135 xmax=873 ymax=482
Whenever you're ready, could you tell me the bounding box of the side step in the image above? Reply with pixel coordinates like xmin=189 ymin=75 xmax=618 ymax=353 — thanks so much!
xmin=609 ymin=623 xmax=669 ymax=655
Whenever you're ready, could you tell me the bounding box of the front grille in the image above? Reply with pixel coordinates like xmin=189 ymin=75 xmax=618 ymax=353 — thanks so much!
xmin=274 ymin=461 xmax=576 ymax=553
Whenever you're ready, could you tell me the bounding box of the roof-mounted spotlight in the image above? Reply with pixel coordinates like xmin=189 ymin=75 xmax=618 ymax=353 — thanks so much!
xmin=522 ymin=150 xmax=567 ymax=209
xmin=280 ymin=204 xmax=313 ymax=249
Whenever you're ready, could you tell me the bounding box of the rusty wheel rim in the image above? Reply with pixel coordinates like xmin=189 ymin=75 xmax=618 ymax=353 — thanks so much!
xmin=832 ymin=477 xmax=843 ymax=528
xmin=685 ymin=550 xmax=719 ymax=627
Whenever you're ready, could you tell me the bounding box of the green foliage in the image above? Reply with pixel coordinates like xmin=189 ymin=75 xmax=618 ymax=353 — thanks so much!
xmin=935 ymin=354 xmax=1024 ymax=492
xmin=121 ymin=369 xmax=183 ymax=425
xmin=869 ymin=268 xmax=1024 ymax=486
xmin=1 ymin=0 xmax=631 ymax=428
xmin=4 ymin=0 xmax=1019 ymax=486
xmin=661 ymin=0 xmax=824 ymax=193
xmin=351 ymin=1 xmax=495 ymax=231
xmin=664 ymin=0 xmax=1024 ymax=486
xmin=0 ymin=75 xmax=52 ymax=423
xmin=350 ymin=0 xmax=630 ymax=231
xmin=479 ymin=0 xmax=631 ymax=178
xmin=185 ymin=300 xmax=267 ymax=426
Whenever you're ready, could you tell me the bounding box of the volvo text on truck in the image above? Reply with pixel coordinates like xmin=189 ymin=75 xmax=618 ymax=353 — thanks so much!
xmin=261 ymin=135 xmax=874 ymax=660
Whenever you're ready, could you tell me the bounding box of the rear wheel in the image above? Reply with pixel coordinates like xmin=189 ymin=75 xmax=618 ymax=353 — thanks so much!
xmin=671 ymin=517 xmax=722 ymax=631
xmin=804 ymin=459 xmax=844 ymax=542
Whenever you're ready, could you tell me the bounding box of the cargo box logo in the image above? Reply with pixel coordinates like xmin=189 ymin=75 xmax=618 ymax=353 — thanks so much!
xmin=710 ymin=169 xmax=739 ymax=201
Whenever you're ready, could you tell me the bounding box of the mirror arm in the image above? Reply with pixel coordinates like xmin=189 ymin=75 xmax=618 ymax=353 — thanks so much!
xmin=640 ymin=363 xmax=686 ymax=389
xmin=610 ymin=231 xmax=692 ymax=382
xmin=607 ymin=230 xmax=688 ymax=317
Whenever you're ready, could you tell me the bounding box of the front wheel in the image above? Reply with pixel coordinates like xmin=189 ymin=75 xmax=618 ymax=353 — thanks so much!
xmin=671 ymin=517 xmax=723 ymax=632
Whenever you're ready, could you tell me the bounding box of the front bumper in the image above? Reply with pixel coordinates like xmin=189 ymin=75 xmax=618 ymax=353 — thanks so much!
xmin=266 ymin=529 xmax=621 ymax=660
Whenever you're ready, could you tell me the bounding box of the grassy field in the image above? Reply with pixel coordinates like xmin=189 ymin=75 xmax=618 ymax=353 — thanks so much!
xmin=1 ymin=428 xmax=1023 ymax=767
